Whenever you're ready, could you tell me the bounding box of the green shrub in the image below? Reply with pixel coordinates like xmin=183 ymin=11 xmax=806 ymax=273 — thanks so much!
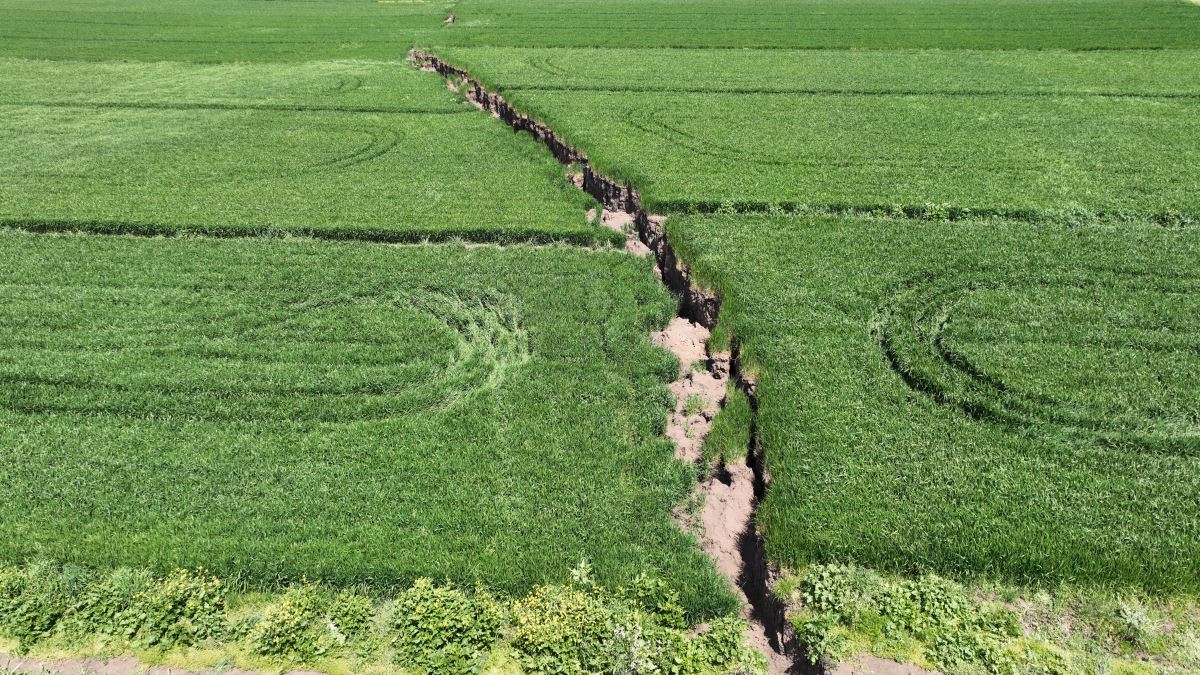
xmin=620 ymin=573 xmax=687 ymax=630
xmin=510 ymin=584 xmax=615 ymax=674
xmin=121 ymin=568 xmax=226 ymax=648
xmin=683 ymin=616 xmax=766 ymax=674
xmin=391 ymin=578 xmax=505 ymax=674
xmin=792 ymin=611 xmax=851 ymax=665
xmin=0 ymin=562 xmax=762 ymax=674
xmin=328 ymin=589 xmax=375 ymax=641
xmin=247 ymin=585 xmax=332 ymax=661
xmin=788 ymin=564 xmax=1074 ymax=672
xmin=64 ymin=567 xmax=153 ymax=639
xmin=798 ymin=564 xmax=884 ymax=625
xmin=0 ymin=559 xmax=71 ymax=650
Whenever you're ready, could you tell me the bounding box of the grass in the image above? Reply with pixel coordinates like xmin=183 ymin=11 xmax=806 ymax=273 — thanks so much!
xmin=0 ymin=230 xmax=735 ymax=618
xmin=701 ymin=386 xmax=751 ymax=469
xmin=0 ymin=0 xmax=448 ymax=62
xmin=0 ymin=58 xmax=614 ymax=246
xmin=0 ymin=561 xmax=765 ymax=673
xmin=439 ymin=0 xmax=1200 ymax=49
xmin=438 ymin=64 xmax=1200 ymax=219
xmin=4 ymin=0 xmax=1200 ymax=669
xmin=670 ymin=213 xmax=1200 ymax=591
xmin=777 ymin=563 xmax=1200 ymax=673
xmin=440 ymin=46 xmax=1200 ymax=97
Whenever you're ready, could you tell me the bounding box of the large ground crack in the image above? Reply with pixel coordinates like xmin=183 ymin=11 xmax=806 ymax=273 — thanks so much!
xmin=411 ymin=49 xmax=809 ymax=673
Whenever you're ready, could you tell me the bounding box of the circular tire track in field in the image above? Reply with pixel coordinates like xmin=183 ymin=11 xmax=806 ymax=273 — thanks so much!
xmin=305 ymin=125 xmax=401 ymax=172
xmin=222 ymin=123 xmax=402 ymax=178
xmin=0 ymin=288 xmax=528 ymax=424
xmin=525 ymin=56 xmax=569 ymax=77
xmin=318 ymin=73 xmax=364 ymax=96
xmin=624 ymin=114 xmax=793 ymax=168
xmin=874 ymin=270 xmax=1199 ymax=454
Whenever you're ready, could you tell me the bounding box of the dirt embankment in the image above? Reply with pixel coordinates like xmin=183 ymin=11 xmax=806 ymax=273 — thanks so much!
xmin=411 ymin=49 xmax=812 ymax=674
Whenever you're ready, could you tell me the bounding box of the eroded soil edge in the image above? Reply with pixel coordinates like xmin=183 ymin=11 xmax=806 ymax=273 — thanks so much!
xmin=411 ymin=49 xmax=808 ymax=674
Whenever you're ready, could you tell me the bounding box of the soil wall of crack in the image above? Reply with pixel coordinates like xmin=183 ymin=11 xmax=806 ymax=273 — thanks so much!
xmin=411 ymin=49 xmax=811 ymax=673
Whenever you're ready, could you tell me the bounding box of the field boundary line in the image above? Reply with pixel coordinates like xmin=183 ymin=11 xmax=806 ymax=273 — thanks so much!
xmin=501 ymin=83 xmax=1200 ymax=100
xmin=1 ymin=99 xmax=469 ymax=115
xmin=0 ymin=219 xmax=621 ymax=249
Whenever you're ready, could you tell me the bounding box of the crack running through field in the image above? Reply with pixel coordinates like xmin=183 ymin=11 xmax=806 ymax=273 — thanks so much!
xmin=411 ymin=49 xmax=811 ymax=674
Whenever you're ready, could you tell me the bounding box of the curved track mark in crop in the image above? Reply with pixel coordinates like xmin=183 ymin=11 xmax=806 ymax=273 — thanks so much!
xmin=0 ymin=287 xmax=528 ymax=424
xmin=304 ymin=125 xmax=403 ymax=173
xmin=525 ymin=55 xmax=570 ymax=77
xmin=874 ymin=271 xmax=1199 ymax=454
xmin=320 ymin=73 xmax=364 ymax=96
xmin=625 ymin=115 xmax=793 ymax=167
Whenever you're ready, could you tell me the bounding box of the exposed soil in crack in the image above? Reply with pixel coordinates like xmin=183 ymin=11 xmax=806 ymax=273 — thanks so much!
xmin=411 ymin=49 xmax=811 ymax=673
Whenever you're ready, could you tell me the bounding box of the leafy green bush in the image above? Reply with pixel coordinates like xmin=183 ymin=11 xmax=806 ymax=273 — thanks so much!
xmin=792 ymin=611 xmax=852 ymax=665
xmin=683 ymin=616 xmax=767 ymax=674
xmin=120 ymin=568 xmax=226 ymax=648
xmin=0 ymin=561 xmax=763 ymax=673
xmin=247 ymin=585 xmax=334 ymax=661
xmin=391 ymin=578 xmax=505 ymax=674
xmin=0 ymin=563 xmax=227 ymax=650
xmin=0 ymin=559 xmax=71 ymax=650
xmin=64 ymin=567 xmax=153 ymax=639
xmin=510 ymin=583 xmax=615 ymax=674
xmin=328 ymin=590 xmax=375 ymax=641
xmin=511 ymin=578 xmax=765 ymax=675
xmin=786 ymin=564 xmax=1049 ymax=672
xmin=619 ymin=573 xmax=687 ymax=630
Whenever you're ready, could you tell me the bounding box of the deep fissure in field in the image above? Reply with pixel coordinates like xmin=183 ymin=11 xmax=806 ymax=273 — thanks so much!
xmin=410 ymin=49 xmax=807 ymax=672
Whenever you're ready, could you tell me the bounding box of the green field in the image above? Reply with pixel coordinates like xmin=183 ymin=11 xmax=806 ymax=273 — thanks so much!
xmin=441 ymin=46 xmax=1200 ymax=96
xmin=672 ymin=214 xmax=1200 ymax=589
xmin=0 ymin=58 xmax=609 ymax=245
xmin=0 ymin=231 xmax=734 ymax=616
xmin=0 ymin=0 xmax=447 ymax=61
xmin=441 ymin=0 xmax=1200 ymax=49
xmin=438 ymin=47 xmax=1200 ymax=219
xmin=2 ymin=0 xmax=1199 ymax=670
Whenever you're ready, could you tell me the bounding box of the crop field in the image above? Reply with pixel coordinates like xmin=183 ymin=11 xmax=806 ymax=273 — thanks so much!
xmin=439 ymin=47 xmax=1200 ymax=219
xmin=431 ymin=11 xmax=1200 ymax=596
xmin=441 ymin=47 xmax=1200 ymax=96
xmin=0 ymin=0 xmax=449 ymax=62
xmin=441 ymin=0 xmax=1200 ymax=49
xmin=672 ymin=215 xmax=1200 ymax=589
xmin=3 ymin=0 xmax=1200 ymax=670
xmin=0 ymin=58 xmax=609 ymax=245
xmin=0 ymin=231 xmax=735 ymax=616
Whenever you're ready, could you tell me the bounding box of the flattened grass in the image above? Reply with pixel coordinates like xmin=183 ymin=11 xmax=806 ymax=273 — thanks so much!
xmin=0 ymin=231 xmax=735 ymax=617
xmin=671 ymin=213 xmax=1200 ymax=591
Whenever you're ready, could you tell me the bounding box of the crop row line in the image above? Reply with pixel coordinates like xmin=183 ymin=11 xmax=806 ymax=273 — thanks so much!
xmin=500 ymin=83 xmax=1200 ymax=100
xmin=0 ymin=100 xmax=469 ymax=115
xmin=425 ymin=42 xmax=1186 ymax=52
xmin=645 ymin=199 xmax=1199 ymax=227
xmin=0 ymin=219 xmax=619 ymax=248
